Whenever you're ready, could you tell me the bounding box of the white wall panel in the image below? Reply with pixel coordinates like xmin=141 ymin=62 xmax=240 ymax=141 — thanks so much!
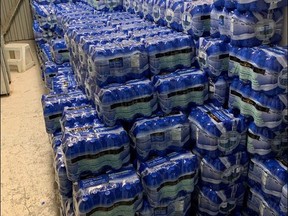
xmin=1 ymin=0 xmax=34 ymax=42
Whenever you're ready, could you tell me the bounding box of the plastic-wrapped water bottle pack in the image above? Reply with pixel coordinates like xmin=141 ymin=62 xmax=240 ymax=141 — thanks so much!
xmin=248 ymin=158 xmax=288 ymax=202
xmin=95 ymin=79 xmax=158 ymax=126
xmin=52 ymin=72 xmax=78 ymax=94
xmin=189 ymin=104 xmax=247 ymax=158
xmin=50 ymin=39 xmax=70 ymax=65
xmin=139 ymin=151 xmax=199 ymax=207
xmin=247 ymin=122 xmax=288 ymax=158
xmin=124 ymin=0 xmax=213 ymax=38
xmin=229 ymin=79 xmax=287 ymax=129
xmin=153 ymin=68 xmax=208 ymax=114
xmin=215 ymin=7 xmax=284 ymax=47
xmin=246 ymin=186 xmax=286 ymax=216
xmin=61 ymin=123 xmax=130 ymax=181
xmin=197 ymin=37 xmax=230 ymax=77
xmin=199 ymin=151 xmax=249 ymax=190
xmin=41 ymin=90 xmax=89 ymax=133
xmin=73 ymin=165 xmax=143 ymax=216
xmin=137 ymin=194 xmax=191 ymax=216
xmin=196 ymin=183 xmax=246 ymax=216
xmin=229 ymin=45 xmax=288 ymax=96
xmin=43 ymin=62 xmax=71 ymax=89
xmin=81 ymin=0 xmax=123 ymax=12
xmin=60 ymin=105 xmax=100 ymax=131
xmin=130 ymin=111 xmax=190 ymax=161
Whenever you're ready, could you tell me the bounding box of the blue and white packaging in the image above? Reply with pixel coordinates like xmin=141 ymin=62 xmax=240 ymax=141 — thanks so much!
xmin=229 ymin=79 xmax=287 ymax=129
xmin=181 ymin=0 xmax=212 ymax=38
xmin=152 ymin=0 xmax=167 ymax=26
xmin=197 ymin=183 xmax=246 ymax=216
xmin=153 ymin=68 xmax=208 ymax=114
xmin=247 ymin=122 xmax=288 ymax=158
xmin=246 ymin=186 xmax=285 ymax=216
xmin=189 ymin=104 xmax=247 ymax=158
xmin=197 ymin=37 xmax=229 ymax=77
xmin=51 ymin=39 xmax=70 ymax=65
xmin=230 ymin=9 xmax=283 ymax=47
xmin=165 ymin=0 xmax=183 ymax=32
xmin=208 ymin=76 xmax=229 ymax=107
xmin=139 ymin=151 xmax=199 ymax=207
xmin=54 ymin=146 xmax=73 ymax=199
xmin=229 ymin=46 xmax=288 ymax=96
xmin=73 ymin=166 xmax=143 ymax=216
xmin=52 ymin=73 xmax=78 ymax=94
xmin=41 ymin=90 xmax=89 ymax=133
xmin=137 ymin=194 xmax=191 ymax=216
xmin=60 ymin=105 xmax=101 ymax=131
xmin=248 ymin=158 xmax=288 ymax=201
xmin=62 ymin=124 xmax=130 ymax=181
xmin=95 ymin=79 xmax=157 ymax=126
xmin=87 ymin=39 xmax=149 ymax=87
xmin=235 ymin=0 xmax=288 ymax=12
xmin=146 ymin=32 xmax=195 ymax=75
xmin=210 ymin=5 xmax=222 ymax=38
xmin=130 ymin=111 xmax=190 ymax=161
xmin=142 ymin=0 xmax=154 ymax=21
xmin=200 ymin=151 xmax=249 ymax=190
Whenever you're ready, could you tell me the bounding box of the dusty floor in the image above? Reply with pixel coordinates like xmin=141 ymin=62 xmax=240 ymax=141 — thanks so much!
xmin=1 ymin=41 xmax=59 ymax=216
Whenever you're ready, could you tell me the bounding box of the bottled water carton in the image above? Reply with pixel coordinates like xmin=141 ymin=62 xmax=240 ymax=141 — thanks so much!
xmin=136 ymin=194 xmax=191 ymax=216
xmin=199 ymin=151 xmax=249 ymax=190
xmin=59 ymin=105 xmax=101 ymax=131
xmin=41 ymin=90 xmax=89 ymax=133
xmin=181 ymin=0 xmax=213 ymax=38
xmin=87 ymin=39 xmax=149 ymax=87
xmin=31 ymin=2 xmax=57 ymax=30
xmin=130 ymin=111 xmax=190 ymax=161
xmin=229 ymin=79 xmax=287 ymax=129
xmin=73 ymin=165 xmax=143 ymax=216
xmin=230 ymin=9 xmax=283 ymax=47
xmin=62 ymin=124 xmax=130 ymax=181
xmin=229 ymin=45 xmax=288 ymax=96
xmin=152 ymin=0 xmax=167 ymax=26
xmin=189 ymin=104 xmax=247 ymax=158
xmin=153 ymin=68 xmax=208 ymax=114
xmin=146 ymin=32 xmax=195 ymax=75
xmin=248 ymin=158 xmax=288 ymax=201
xmin=196 ymin=183 xmax=246 ymax=216
xmin=235 ymin=0 xmax=288 ymax=12
xmin=165 ymin=0 xmax=183 ymax=32
xmin=43 ymin=62 xmax=71 ymax=89
xmin=95 ymin=79 xmax=158 ymax=126
xmin=246 ymin=186 xmax=285 ymax=216
xmin=50 ymin=39 xmax=70 ymax=65
xmin=208 ymin=76 xmax=229 ymax=107
xmin=197 ymin=37 xmax=229 ymax=77
xmin=60 ymin=197 xmax=75 ymax=216
xmin=52 ymin=73 xmax=78 ymax=94
xmin=247 ymin=122 xmax=288 ymax=158
xmin=139 ymin=151 xmax=199 ymax=207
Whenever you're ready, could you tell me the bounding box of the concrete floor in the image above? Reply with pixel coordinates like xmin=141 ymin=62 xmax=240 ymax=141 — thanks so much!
xmin=1 ymin=41 xmax=59 ymax=216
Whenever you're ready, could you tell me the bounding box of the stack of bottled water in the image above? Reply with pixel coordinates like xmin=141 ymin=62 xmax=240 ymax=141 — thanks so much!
xmin=188 ymin=104 xmax=249 ymax=215
xmin=123 ymin=0 xmax=214 ymax=38
xmin=213 ymin=0 xmax=288 ymax=215
xmin=33 ymin=0 xmax=288 ymax=215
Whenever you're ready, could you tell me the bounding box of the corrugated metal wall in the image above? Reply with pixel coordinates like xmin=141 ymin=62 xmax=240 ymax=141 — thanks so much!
xmin=1 ymin=0 xmax=34 ymax=42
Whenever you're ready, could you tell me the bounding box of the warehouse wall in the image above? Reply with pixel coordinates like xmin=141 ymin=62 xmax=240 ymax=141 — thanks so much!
xmin=1 ymin=0 xmax=34 ymax=42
